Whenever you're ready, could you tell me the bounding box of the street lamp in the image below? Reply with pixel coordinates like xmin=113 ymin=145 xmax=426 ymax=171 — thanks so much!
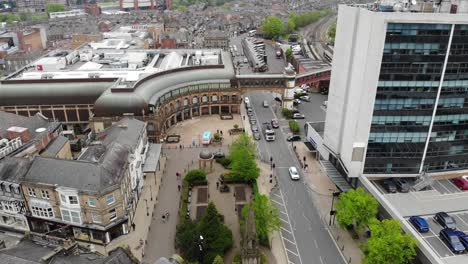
xmin=144 ymin=199 xmax=149 ymax=216
xmin=198 ymin=235 xmax=204 ymax=262
xmin=329 ymin=191 xmax=341 ymax=226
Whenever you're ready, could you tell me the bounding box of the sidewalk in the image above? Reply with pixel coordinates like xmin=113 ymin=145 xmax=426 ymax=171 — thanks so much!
xmin=294 ymin=143 xmax=363 ymax=264
xmin=90 ymin=156 xmax=166 ymax=261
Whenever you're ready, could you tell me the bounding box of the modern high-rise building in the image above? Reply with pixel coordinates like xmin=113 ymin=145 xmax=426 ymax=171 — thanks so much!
xmin=308 ymin=1 xmax=468 ymax=185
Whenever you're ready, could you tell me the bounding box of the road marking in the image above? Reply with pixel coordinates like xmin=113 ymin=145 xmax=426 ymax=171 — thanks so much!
xmin=273 ymin=193 xmax=282 ymax=199
xmin=282 ymin=236 xmax=296 ymax=245
xmin=278 ymin=189 xmax=304 ymax=264
xmin=280 ymin=218 xmax=289 ymax=224
xmin=286 ymin=248 xmax=299 ymax=257
xmin=324 ymin=225 xmax=350 ymax=264
xmin=271 ymin=199 xmax=284 ymax=206
xmin=314 ymin=239 xmax=319 ymax=249
xmin=281 ymin=227 xmax=292 ymax=234
xmin=320 ymin=256 xmax=325 ymax=264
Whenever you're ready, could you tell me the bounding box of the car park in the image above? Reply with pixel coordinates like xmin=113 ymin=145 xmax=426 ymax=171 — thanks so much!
xmin=271 ymin=119 xmax=279 ymax=128
xmin=452 ymin=176 xmax=468 ymax=190
xmin=299 ymin=95 xmax=310 ymax=102
xmin=292 ymin=113 xmax=305 ymax=119
xmin=383 ymin=179 xmax=397 ymax=193
xmin=253 ymin=132 xmax=261 ymax=140
xmin=263 ymin=100 xmax=269 ymax=107
xmin=289 ymin=166 xmax=300 ymax=180
xmin=435 ymin=212 xmax=457 ymax=230
xmin=394 ymin=178 xmax=410 ymax=193
xmin=251 ymin=125 xmax=259 ymax=132
xmin=440 ymin=228 xmax=465 ymax=254
xmin=287 ymin=135 xmax=301 ymax=142
xmin=409 ymin=216 xmax=429 ymax=233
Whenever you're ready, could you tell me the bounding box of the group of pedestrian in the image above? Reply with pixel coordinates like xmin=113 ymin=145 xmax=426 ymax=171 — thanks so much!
xmin=216 ymin=129 xmax=224 ymax=136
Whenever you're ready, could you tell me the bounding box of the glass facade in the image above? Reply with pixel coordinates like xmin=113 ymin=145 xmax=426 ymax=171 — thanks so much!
xmin=364 ymin=23 xmax=452 ymax=174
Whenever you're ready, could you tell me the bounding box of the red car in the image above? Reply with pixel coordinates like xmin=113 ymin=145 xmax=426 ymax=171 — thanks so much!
xmin=271 ymin=119 xmax=279 ymax=128
xmin=452 ymin=176 xmax=468 ymax=190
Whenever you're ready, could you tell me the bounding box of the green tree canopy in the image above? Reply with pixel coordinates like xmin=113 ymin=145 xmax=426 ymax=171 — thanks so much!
xmin=261 ymin=16 xmax=284 ymax=40
xmin=328 ymin=21 xmax=337 ymax=43
xmin=364 ymin=219 xmax=417 ymax=264
xmin=335 ymin=187 xmax=379 ymax=231
xmin=285 ymin=48 xmax=293 ymax=61
xmin=198 ymin=202 xmax=233 ymax=264
xmin=228 ymin=133 xmax=259 ymax=182
xmin=175 ymin=220 xmax=200 ymax=261
xmin=242 ymin=193 xmax=281 ymax=245
xmin=47 ymin=3 xmax=65 ymax=13
xmin=229 ymin=133 xmax=256 ymax=157
xmin=212 ymin=255 xmax=224 ymax=264
xmin=185 ymin=169 xmax=207 ymax=185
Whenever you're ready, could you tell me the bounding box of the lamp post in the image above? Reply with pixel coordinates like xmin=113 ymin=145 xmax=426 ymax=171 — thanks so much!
xmin=149 ymin=184 xmax=153 ymax=201
xmin=198 ymin=235 xmax=204 ymax=262
xmin=329 ymin=191 xmax=340 ymax=226
xmin=144 ymin=199 xmax=149 ymax=216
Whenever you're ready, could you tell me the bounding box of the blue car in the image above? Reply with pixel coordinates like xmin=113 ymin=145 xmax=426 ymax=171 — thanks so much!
xmin=440 ymin=229 xmax=466 ymax=254
xmin=409 ymin=216 xmax=429 ymax=233
xmin=453 ymin=231 xmax=468 ymax=248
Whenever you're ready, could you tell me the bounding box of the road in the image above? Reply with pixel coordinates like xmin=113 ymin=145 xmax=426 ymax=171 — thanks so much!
xmin=247 ymin=92 xmax=344 ymax=264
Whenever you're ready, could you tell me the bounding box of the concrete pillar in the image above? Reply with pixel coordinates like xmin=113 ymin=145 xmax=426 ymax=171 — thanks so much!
xmin=283 ymin=69 xmax=296 ymax=110
xmin=105 ymin=232 xmax=111 ymax=244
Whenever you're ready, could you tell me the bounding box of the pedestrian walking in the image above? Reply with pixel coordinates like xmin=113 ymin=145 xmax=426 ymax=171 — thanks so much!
xmin=162 ymin=214 xmax=166 ymax=223
xmin=243 ymin=115 xmax=245 ymax=120
xmin=216 ymin=181 xmax=219 ymax=189
xmin=303 ymin=156 xmax=306 ymax=162
xmin=178 ymin=184 xmax=181 ymax=192
xmin=220 ymin=130 xmax=223 ymax=136
xmin=217 ymin=129 xmax=219 ymax=134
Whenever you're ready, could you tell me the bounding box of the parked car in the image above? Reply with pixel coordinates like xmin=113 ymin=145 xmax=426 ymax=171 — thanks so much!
xmin=250 ymin=119 xmax=257 ymax=125
xmin=253 ymin=131 xmax=261 ymax=141
xmin=251 ymin=125 xmax=259 ymax=132
xmin=244 ymin=97 xmax=250 ymax=104
xmin=409 ymin=216 xmax=429 ymax=233
xmin=271 ymin=119 xmax=279 ymax=128
xmin=394 ymin=178 xmax=410 ymax=193
xmin=300 ymin=95 xmax=310 ymax=102
xmin=213 ymin=150 xmax=225 ymax=159
xmin=452 ymin=176 xmax=468 ymax=190
xmin=293 ymin=99 xmax=301 ymax=105
xmin=454 ymin=230 xmax=468 ymax=248
xmin=244 ymin=58 xmax=248 ymax=63
xmin=289 ymin=166 xmax=300 ymax=180
xmin=263 ymin=100 xmax=269 ymax=107
xmin=292 ymin=113 xmax=305 ymax=119
xmin=249 ymin=115 xmax=255 ymax=121
xmin=287 ymin=135 xmax=301 ymax=142
xmin=383 ymin=179 xmax=397 ymax=193
xmin=440 ymin=228 xmax=465 ymax=254
xmin=435 ymin=212 xmax=457 ymax=230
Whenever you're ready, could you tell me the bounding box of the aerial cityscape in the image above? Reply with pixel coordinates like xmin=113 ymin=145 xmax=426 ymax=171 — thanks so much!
xmin=0 ymin=0 xmax=467 ymax=264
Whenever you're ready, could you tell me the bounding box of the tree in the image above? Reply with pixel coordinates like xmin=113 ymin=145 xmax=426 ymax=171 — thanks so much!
xmin=212 ymin=255 xmax=224 ymax=264
xmin=175 ymin=220 xmax=200 ymax=261
xmin=364 ymin=219 xmax=417 ymax=264
xmin=230 ymin=147 xmax=259 ymax=182
xmin=229 ymin=133 xmax=256 ymax=157
xmin=335 ymin=187 xmax=378 ymax=231
xmin=185 ymin=169 xmax=207 ymax=185
xmin=242 ymin=193 xmax=281 ymax=246
xmin=47 ymin=3 xmax=65 ymax=13
xmin=261 ymin=16 xmax=284 ymax=40
xmin=198 ymin=202 xmax=233 ymax=264
xmin=289 ymin=120 xmax=300 ymax=134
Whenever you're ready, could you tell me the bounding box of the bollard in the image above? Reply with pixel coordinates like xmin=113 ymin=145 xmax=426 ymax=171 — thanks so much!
xmin=348 ymin=257 xmax=351 ymax=263
xmin=341 ymin=245 xmax=345 ymax=251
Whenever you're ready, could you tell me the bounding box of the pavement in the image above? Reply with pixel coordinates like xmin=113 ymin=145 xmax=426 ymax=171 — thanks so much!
xmin=243 ymin=91 xmax=363 ymax=264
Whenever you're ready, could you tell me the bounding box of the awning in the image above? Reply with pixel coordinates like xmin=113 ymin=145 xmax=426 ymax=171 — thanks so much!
xmin=143 ymin=144 xmax=162 ymax=172
xmin=320 ymin=160 xmax=352 ymax=192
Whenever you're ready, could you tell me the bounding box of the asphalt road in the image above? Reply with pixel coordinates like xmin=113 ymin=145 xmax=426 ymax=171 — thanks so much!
xmin=247 ymin=92 xmax=343 ymax=264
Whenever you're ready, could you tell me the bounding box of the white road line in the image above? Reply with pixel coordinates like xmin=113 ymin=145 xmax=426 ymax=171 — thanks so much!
xmin=286 ymin=248 xmax=299 ymax=257
xmin=273 ymin=193 xmax=283 ymax=199
xmin=324 ymin=226 xmax=349 ymax=264
xmin=271 ymin=199 xmax=284 ymax=206
xmin=455 ymin=214 xmax=468 ymax=227
xmin=281 ymin=226 xmax=292 ymax=234
xmin=278 ymin=188 xmax=304 ymax=264
xmin=280 ymin=210 xmax=288 ymax=215
xmin=282 ymin=236 xmax=296 ymax=245
xmin=320 ymin=256 xmax=325 ymax=264
xmin=314 ymin=239 xmax=319 ymax=249
xmin=280 ymin=218 xmax=289 ymax=224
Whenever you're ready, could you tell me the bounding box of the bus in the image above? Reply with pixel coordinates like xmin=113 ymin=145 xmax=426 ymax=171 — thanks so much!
xmin=202 ymin=131 xmax=211 ymax=145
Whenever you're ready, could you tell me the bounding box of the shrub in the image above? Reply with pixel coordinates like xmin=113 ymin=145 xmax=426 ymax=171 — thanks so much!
xmin=215 ymin=157 xmax=231 ymax=168
xmin=234 ymin=124 xmax=239 ymax=129
xmin=185 ymin=169 xmax=207 ymax=185
xmin=289 ymin=120 xmax=300 ymax=134
xmin=282 ymin=108 xmax=292 ymax=119
xmin=213 ymin=133 xmax=222 ymax=141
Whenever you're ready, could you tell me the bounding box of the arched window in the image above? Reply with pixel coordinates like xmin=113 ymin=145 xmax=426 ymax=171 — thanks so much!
xmin=212 ymin=95 xmax=218 ymax=102
xmin=183 ymin=98 xmax=189 ymax=106
xmin=192 ymin=96 xmax=199 ymax=104
xmin=202 ymin=95 xmax=208 ymax=103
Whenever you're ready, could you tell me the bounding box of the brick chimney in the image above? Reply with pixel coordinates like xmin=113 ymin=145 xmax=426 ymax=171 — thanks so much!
xmin=6 ymin=127 xmax=31 ymax=143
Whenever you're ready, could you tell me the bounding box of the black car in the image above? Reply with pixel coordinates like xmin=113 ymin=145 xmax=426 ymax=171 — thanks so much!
xmin=213 ymin=150 xmax=225 ymax=159
xmin=287 ymin=135 xmax=301 ymax=142
xmin=394 ymin=178 xmax=410 ymax=193
xmin=435 ymin=212 xmax=457 ymax=230
xmin=383 ymin=179 xmax=397 ymax=193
